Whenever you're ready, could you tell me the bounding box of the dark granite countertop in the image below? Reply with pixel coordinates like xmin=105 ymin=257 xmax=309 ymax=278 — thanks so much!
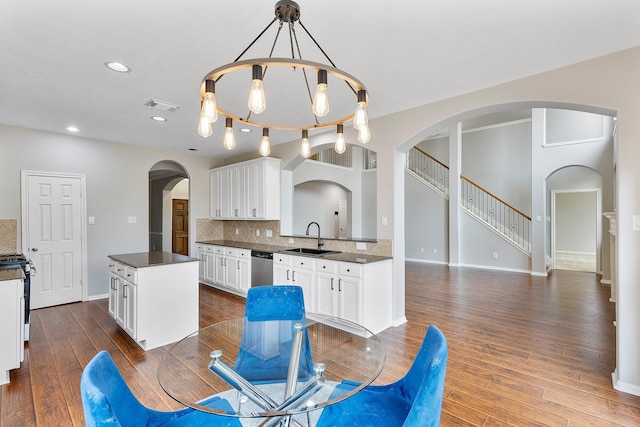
xmin=197 ymin=240 xmax=391 ymax=264
xmin=108 ymin=251 xmax=198 ymax=269
xmin=0 ymin=267 xmax=25 ymax=281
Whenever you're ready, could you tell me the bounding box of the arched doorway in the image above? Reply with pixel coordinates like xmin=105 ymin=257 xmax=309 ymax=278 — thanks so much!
xmin=148 ymin=161 xmax=189 ymax=255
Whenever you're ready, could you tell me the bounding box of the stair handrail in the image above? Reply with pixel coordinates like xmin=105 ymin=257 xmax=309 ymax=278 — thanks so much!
xmin=413 ymin=146 xmax=449 ymax=170
xmin=460 ymin=175 xmax=531 ymax=221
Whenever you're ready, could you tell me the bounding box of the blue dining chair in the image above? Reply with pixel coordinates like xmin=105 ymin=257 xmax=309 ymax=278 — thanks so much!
xmin=80 ymin=350 xmax=241 ymax=427
xmin=316 ymin=325 xmax=448 ymax=427
xmin=233 ymin=285 xmax=314 ymax=383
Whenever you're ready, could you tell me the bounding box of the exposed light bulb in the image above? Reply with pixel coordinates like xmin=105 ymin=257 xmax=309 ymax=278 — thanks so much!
xmin=312 ymin=70 xmax=329 ymax=117
xmin=259 ymin=128 xmax=271 ymax=156
xmin=300 ymin=130 xmax=311 ymax=158
xmin=198 ymin=115 xmax=213 ymax=138
xmin=201 ymin=80 xmax=218 ymax=123
xmin=358 ymin=124 xmax=371 ymax=144
xmin=334 ymin=124 xmax=346 ymax=154
xmin=223 ymin=118 xmax=236 ymax=150
xmin=248 ymin=65 xmax=266 ymax=114
xmin=353 ymin=90 xmax=368 ymax=130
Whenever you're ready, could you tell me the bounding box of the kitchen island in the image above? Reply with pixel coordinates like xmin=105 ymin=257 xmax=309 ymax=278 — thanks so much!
xmin=107 ymin=252 xmax=198 ymax=351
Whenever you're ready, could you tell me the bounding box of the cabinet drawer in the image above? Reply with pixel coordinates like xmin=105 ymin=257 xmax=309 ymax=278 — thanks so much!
xmin=293 ymin=257 xmax=315 ymax=270
xmin=214 ymin=246 xmax=224 ymax=254
xmin=196 ymin=243 xmax=204 ymax=252
xmin=224 ymin=247 xmax=238 ymax=257
xmin=339 ymin=263 xmax=362 ymax=278
xmin=236 ymin=249 xmax=251 ymax=259
xmin=316 ymin=259 xmax=338 ymax=273
xmin=108 ymin=261 xmax=119 ymax=274
xmin=205 ymin=245 xmax=217 ymax=253
xmin=113 ymin=263 xmax=126 ymax=277
xmin=124 ymin=267 xmax=138 ymax=284
xmin=273 ymin=254 xmax=291 ymax=265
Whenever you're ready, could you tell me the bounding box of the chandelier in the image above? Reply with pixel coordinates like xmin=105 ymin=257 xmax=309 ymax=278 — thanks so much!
xmin=197 ymin=0 xmax=370 ymax=157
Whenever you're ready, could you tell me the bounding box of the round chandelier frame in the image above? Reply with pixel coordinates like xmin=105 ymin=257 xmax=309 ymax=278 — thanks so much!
xmin=200 ymin=58 xmax=367 ymax=131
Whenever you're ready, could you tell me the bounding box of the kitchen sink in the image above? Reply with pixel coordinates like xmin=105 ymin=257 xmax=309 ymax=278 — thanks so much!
xmin=281 ymin=248 xmax=341 ymax=256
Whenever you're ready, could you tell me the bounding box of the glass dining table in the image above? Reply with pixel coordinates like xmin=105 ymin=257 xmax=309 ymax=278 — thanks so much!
xmin=158 ymin=313 xmax=385 ymax=426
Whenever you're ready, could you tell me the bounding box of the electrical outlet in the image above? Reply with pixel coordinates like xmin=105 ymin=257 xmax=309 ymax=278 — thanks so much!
xmin=433 ymin=248 xmax=437 ymax=254
xmin=256 ymin=229 xmax=260 ymax=237
xmin=492 ymin=252 xmax=498 ymax=259
xmin=420 ymin=248 xmax=424 ymax=253
xmin=235 ymin=228 xmax=239 ymax=235
xmin=266 ymin=230 xmax=273 ymax=237
xmin=288 ymin=238 xmax=295 ymax=243
xmin=356 ymin=242 xmax=366 ymax=250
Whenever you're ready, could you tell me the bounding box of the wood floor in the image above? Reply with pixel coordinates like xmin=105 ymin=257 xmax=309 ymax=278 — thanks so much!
xmin=2 ymin=263 xmax=638 ymax=426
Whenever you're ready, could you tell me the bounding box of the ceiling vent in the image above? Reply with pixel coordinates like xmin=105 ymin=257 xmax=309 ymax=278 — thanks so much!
xmin=145 ymin=99 xmax=180 ymax=112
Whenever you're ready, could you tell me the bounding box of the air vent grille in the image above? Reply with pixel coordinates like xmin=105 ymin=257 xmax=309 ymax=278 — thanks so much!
xmin=145 ymin=99 xmax=180 ymax=112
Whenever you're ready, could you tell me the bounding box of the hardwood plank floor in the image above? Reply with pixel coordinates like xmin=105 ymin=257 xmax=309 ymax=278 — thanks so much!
xmin=2 ymin=263 xmax=639 ymax=426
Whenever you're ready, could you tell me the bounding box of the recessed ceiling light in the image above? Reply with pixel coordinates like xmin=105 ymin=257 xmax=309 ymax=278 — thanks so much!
xmin=66 ymin=126 xmax=80 ymax=132
xmin=151 ymin=116 xmax=167 ymax=122
xmin=104 ymin=62 xmax=131 ymax=73
xmin=188 ymin=148 xmax=198 ymax=151
xmin=239 ymin=128 xmax=252 ymax=133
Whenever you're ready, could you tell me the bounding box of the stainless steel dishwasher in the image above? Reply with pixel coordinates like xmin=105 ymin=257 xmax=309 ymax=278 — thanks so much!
xmin=251 ymin=250 xmax=273 ymax=286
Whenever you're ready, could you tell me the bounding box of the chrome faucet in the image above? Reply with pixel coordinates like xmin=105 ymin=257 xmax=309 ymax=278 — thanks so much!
xmin=306 ymin=221 xmax=324 ymax=249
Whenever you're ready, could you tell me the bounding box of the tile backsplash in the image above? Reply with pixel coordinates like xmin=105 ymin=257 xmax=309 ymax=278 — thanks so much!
xmin=0 ymin=219 xmax=18 ymax=253
xmin=196 ymin=218 xmax=392 ymax=257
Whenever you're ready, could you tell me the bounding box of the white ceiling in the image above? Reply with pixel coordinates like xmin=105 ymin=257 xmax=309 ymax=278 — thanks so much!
xmin=1 ymin=0 xmax=639 ymax=159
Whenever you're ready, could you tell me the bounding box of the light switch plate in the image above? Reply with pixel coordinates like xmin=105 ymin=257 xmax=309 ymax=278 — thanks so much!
xmin=88 ymin=216 xmax=95 ymax=225
xmin=356 ymin=242 xmax=366 ymax=250
xmin=266 ymin=230 xmax=273 ymax=237
xmin=128 ymin=216 xmax=137 ymax=224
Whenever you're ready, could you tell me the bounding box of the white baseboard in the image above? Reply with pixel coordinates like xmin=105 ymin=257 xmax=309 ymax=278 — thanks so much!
xmin=612 ymin=369 xmax=640 ymax=397
xmin=87 ymin=293 xmax=108 ymax=301
xmin=405 ymin=258 xmax=448 ymax=265
xmin=391 ymin=316 xmax=408 ymax=327
xmin=458 ymin=262 xmax=531 ymax=275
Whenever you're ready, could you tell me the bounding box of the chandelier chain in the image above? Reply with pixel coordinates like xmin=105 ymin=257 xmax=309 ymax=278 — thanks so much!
xmin=298 ymin=21 xmax=357 ymax=96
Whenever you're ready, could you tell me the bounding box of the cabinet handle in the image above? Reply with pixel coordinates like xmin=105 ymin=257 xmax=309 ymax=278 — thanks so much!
xmin=252 ymin=208 xmax=257 ymax=217
xmin=338 ymin=278 xmax=342 ymax=291
xmin=123 ymin=284 xmax=128 ymax=298
xmin=237 ymin=260 xmax=240 ymax=270
xmin=221 ymin=258 xmax=224 ymax=266
xmin=117 ymin=268 xmax=123 ymax=272
xmin=235 ymin=208 xmax=239 ymax=217
xmin=330 ymin=277 xmax=334 ymax=290
xmin=286 ymin=270 xmax=290 ymax=281
xmin=292 ymin=271 xmax=296 ymax=282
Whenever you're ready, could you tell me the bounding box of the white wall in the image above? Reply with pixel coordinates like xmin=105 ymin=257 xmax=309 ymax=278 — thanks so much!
xmin=0 ymin=124 xmax=217 ymax=297
xmin=555 ymin=191 xmax=597 ymax=253
xmin=293 ymin=181 xmax=348 ymax=238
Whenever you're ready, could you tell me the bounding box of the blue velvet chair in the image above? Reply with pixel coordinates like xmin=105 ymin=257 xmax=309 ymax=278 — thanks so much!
xmin=233 ymin=285 xmax=314 ymax=383
xmin=316 ymin=325 xmax=448 ymax=427
xmin=80 ymin=350 xmax=241 ymax=427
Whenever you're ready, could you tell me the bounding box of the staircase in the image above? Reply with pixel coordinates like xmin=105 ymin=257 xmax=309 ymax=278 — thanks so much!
xmin=406 ymin=147 xmax=531 ymax=254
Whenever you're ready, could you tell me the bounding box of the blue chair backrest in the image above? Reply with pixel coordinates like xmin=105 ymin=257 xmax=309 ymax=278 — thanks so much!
xmin=245 ymin=285 xmax=306 ymax=321
xmin=234 ymin=285 xmax=314 ymax=382
xmin=401 ymin=325 xmax=448 ymax=426
xmin=80 ymin=350 xmax=180 ymax=426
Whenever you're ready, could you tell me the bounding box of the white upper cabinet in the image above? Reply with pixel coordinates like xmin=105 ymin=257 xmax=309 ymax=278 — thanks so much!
xmin=210 ymin=157 xmax=280 ymax=220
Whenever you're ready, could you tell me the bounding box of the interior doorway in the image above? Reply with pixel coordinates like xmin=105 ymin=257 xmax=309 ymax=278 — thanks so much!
xmin=551 ymin=189 xmax=599 ymax=273
xmin=149 ymin=161 xmax=189 ymax=254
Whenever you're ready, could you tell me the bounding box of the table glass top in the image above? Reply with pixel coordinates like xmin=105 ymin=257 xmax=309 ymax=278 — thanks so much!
xmin=158 ymin=314 xmax=385 ymax=419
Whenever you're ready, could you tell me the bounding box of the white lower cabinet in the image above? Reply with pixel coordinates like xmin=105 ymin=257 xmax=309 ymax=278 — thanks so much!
xmin=273 ymin=254 xmax=315 ymax=312
xmin=107 ymin=257 xmax=198 ymax=351
xmin=275 ymin=254 xmax=392 ymax=334
xmin=198 ymin=244 xmax=251 ymax=296
xmin=0 ymin=273 xmax=25 ymax=385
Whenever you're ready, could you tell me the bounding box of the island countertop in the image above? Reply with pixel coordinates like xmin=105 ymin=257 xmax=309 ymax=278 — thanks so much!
xmin=108 ymin=251 xmax=198 ymax=269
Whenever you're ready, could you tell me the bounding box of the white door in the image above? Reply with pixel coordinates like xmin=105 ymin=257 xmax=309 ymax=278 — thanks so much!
xmin=23 ymin=172 xmax=85 ymax=309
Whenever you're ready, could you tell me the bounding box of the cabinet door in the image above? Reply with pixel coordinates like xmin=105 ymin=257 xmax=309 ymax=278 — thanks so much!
xmin=225 ymin=256 xmax=239 ymax=290
xmin=210 ymin=170 xmax=221 ymax=218
xmin=229 ymin=165 xmax=245 ymax=219
xmin=316 ymin=271 xmax=337 ymax=317
xmin=123 ymin=282 xmax=137 ymax=339
xmin=245 ymin=161 xmax=265 ymax=219
xmin=115 ymin=277 xmax=126 ymax=328
xmin=338 ymin=276 xmax=361 ymax=325
xmin=204 ymin=252 xmax=215 ymax=283
xmin=108 ymin=274 xmax=118 ymax=318
xmin=273 ymin=255 xmax=292 ymax=285
xmin=292 ymin=268 xmax=315 ymax=313
xmin=214 ymin=254 xmax=226 ymax=285
xmin=210 ymin=169 xmax=231 ymax=218
xmin=236 ymin=257 xmax=251 ymax=294
xmin=197 ymin=252 xmax=205 ymax=282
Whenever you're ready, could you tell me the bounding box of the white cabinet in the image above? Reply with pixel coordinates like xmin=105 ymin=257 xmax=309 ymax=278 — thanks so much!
xmin=107 ymin=254 xmax=199 ymax=351
xmin=0 ymin=271 xmax=25 ymax=385
xmin=210 ymin=157 xmax=281 ymax=220
xmin=273 ymin=254 xmax=316 ymax=312
xmin=274 ymin=254 xmax=393 ymax=334
xmin=316 ymin=260 xmax=361 ymax=324
xmin=199 ymin=243 xmax=251 ymax=296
